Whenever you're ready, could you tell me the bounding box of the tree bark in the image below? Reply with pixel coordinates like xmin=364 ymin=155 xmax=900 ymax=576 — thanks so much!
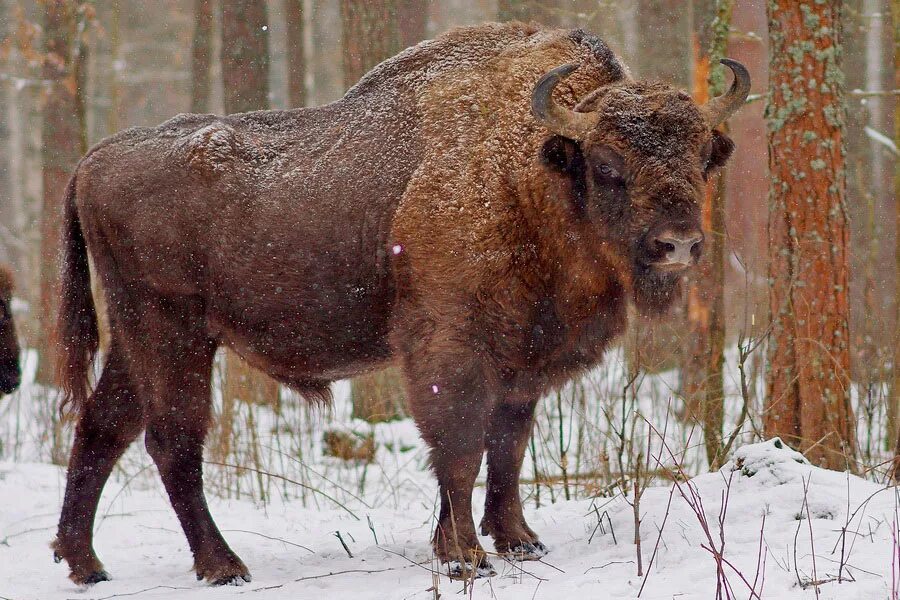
xmin=636 ymin=0 xmax=692 ymax=87
xmin=222 ymin=0 xmax=270 ymax=113
xmin=190 ymin=0 xmax=213 ymax=113
xmin=340 ymin=0 xmax=403 ymax=90
xmin=684 ymin=0 xmax=732 ymax=470
xmin=764 ymin=0 xmax=856 ymax=471
xmin=397 ymin=0 xmax=427 ymax=49
xmin=38 ymin=0 xmax=86 ymax=386
xmin=341 ymin=0 xmax=407 ymax=421
xmin=285 ymin=0 xmax=306 ymax=108
xmin=890 ymin=0 xmax=900 ymax=481
xmin=219 ymin=0 xmax=279 ymax=420
xmin=497 ymin=0 xmax=560 ymax=25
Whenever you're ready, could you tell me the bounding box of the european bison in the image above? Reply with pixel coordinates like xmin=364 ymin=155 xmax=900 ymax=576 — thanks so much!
xmin=0 ymin=264 xmax=20 ymax=395
xmin=54 ymin=22 xmax=748 ymax=584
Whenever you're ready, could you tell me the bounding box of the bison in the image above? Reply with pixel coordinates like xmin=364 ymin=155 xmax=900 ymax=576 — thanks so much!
xmin=0 ymin=264 xmax=20 ymax=395
xmin=53 ymin=22 xmax=749 ymax=584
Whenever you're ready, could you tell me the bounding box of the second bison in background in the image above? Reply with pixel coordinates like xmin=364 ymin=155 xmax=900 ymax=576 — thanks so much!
xmin=54 ymin=22 xmax=748 ymax=584
xmin=0 ymin=264 xmax=20 ymax=396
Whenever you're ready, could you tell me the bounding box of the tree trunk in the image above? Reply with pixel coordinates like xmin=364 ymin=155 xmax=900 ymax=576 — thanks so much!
xmin=38 ymin=0 xmax=86 ymax=386
xmin=764 ymin=0 xmax=856 ymax=471
xmin=190 ymin=0 xmax=213 ymax=113
xmin=397 ymin=0 xmax=428 ymax=49
xmin=0 ymin=0 xmax=11 ymax=266
xmin=497 ymin=0 xmax=560 ymax=25
xmin=684 ymin=0 xmax=732 ymax=470
xmin=636 ymin=0 xmax=692 ymax=87
xmin=341 ymin=0 xmax=407 ymax=422
xmin=219 ymin=0 xmax=279 ymax=423
xmin=285 ymin=0 xmax=306 ymax=108
xmin=890 ymin=0 xmax=900 ymax=482
xmin=222 ymin=0 xmax=270 ymax=113
xmin=340 ymin=0 xmax=403 ymax=89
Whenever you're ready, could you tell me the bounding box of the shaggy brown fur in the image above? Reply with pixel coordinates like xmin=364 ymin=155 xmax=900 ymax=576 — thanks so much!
xmin=54 ymin=22 xmax=742 ymax=584
xmin=0 ymin=264 xmax=20 ymax=395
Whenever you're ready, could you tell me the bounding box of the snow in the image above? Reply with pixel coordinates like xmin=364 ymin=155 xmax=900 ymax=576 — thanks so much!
xmin=0 ymin=343 xmax=895 ymax=599
xmin=2 ymin=422 xmax=897 ymax=600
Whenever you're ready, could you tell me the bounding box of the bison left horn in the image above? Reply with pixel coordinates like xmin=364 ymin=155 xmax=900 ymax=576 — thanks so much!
xmin=532 ymin=63 xmax=599 ymax=141
xmin=700 ymin=58 xmax=751 ymax=129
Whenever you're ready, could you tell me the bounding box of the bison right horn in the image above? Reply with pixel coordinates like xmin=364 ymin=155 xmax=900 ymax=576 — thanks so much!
xmin=700 ymin=58 xmax=751 ymax=129
xmin=532 ymin=64 xmax=600 ymax=141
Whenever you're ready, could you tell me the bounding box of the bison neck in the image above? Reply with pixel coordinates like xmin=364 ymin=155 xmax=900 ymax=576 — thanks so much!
xmin=483 ymin=255 xmax=629 ymax=399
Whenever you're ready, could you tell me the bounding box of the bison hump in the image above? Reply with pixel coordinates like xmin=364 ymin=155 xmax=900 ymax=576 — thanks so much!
xmin=176 ymin=122 xmax=240 ymax=179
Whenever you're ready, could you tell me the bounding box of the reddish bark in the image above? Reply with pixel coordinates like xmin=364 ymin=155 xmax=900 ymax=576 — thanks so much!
xmin=39 ymin=0 xmax=84 ymax=386
xmin=764 ymin=1 xmax=856 ymax=471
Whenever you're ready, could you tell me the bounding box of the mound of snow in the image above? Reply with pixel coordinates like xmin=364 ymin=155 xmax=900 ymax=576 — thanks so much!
xmin=729 ymin=437 xmax=810 ymax=484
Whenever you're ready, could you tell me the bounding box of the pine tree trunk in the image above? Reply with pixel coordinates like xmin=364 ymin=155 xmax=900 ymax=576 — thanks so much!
xmin=0 ymin=0 xmax=10 ymax=266
xmin=497 ymin=0 xmax=560 ymax=25
xmin=190 ymin=0 xmax=213 ymax=113
xmin=764 ymin=0 xmax=856 ymax=471
xmin=38 ymin=0 xmax=86 ymax=386
xmin=340 ymin=0 xmax=403 ymax=89
xmin=222 ymin=0 xmax=270 ymax=114
xmin=636 ymin=0 xmax=692 ymax=87
xmin=341 ymin=0 xmax=407 ymax=422
xmin=285 ymin=0 xmax=306 ymax=108
xmin=397 ymin=0 xmax=427 ymax=49
xmin=219 ymin=0 xmax=279 ymax=425
xmin=890 ymin=0 xmax=900 ymax=481
xmin=684 ymin=0 xmax=732 ymax=470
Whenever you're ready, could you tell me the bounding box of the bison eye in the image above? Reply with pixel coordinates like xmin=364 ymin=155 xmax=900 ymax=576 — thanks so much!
xmin=596 ymin=164 xmax=621 ymax=181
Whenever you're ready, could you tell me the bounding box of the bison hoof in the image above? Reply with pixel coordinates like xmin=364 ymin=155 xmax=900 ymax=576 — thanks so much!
xmin=211 ymin=573 xmax=252 ymax=586
xmin=506 ymin=540 xmax=548 ymax=561
xmin=66 ymin=568 xmax=111 ymax=586
xmin=445 ymin=559 xmax=497 ymax=580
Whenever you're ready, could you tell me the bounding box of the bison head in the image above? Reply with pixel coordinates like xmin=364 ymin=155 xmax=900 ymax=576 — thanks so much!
xmin=533 ymin=60 xmax=749 ymax=314
xmin=0 ymin=266 xmax=21 ymax=395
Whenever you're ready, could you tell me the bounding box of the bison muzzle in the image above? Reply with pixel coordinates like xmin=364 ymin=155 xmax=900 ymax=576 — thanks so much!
xmin=53 ymin=22 xmax=748 ymax=584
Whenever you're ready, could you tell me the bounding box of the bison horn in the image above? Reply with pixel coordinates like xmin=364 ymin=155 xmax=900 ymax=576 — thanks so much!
xmin=700 ymin=58 xmax=751 ymax=129
xmin=532 ymin=63 xmax=599 ymax=140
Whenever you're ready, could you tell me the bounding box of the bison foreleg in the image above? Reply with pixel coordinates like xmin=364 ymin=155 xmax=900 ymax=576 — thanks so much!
xmin=401 ymin=342 xmax=496 ymax=579
xmin=480 ymin=396 xmax=548 ymax=560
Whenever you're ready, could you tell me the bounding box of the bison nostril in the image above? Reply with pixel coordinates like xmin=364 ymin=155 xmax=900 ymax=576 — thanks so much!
xmin=652 ymin=232 xmax=703 ymax=266
xmin=655 ymin=239 xmax=676 ymax=254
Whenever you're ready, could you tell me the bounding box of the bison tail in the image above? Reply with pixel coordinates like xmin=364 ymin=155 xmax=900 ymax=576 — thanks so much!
xmin=56 ymin=171 xmax=99 ymax=416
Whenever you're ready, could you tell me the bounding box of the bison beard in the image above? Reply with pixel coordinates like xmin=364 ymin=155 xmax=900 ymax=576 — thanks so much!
xmin=52 ymin=22 xmax=747 ymax=585
xmin=632 ymin=263 xmax=684 ymax=316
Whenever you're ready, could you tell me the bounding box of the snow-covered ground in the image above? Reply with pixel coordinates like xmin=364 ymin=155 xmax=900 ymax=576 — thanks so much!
xmin=2 ymin=437 xmax=898 ymax=598
xmin=1 ymin=351 xmax=897 ymax=599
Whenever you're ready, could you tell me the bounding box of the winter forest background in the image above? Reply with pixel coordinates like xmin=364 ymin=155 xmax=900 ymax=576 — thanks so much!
xmin=1 ymin=1 xmax=899 ymax=599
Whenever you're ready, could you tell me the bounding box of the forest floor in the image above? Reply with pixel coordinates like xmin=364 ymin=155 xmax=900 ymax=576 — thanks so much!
xmin=1 ymin=351 xmax=897 ymax=599
xmin=2 ymin=435 xmax=898 ymax=599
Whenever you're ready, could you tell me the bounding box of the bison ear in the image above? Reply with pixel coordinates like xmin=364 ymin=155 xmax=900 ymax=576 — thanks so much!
xmin=705 ymin=129 xmax=735 ymax=176
xmin=540 ymin=136 xmax=587 ymax=216
xmin=541 ymin=135 xmax=583 ymax=174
